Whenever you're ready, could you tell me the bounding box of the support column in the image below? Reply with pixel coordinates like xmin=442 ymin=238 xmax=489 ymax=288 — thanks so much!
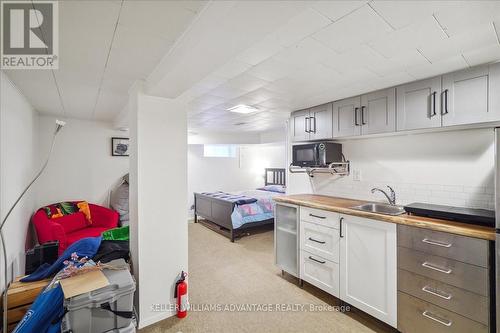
xmin=129 ymin=82 xmax=188 ymax=328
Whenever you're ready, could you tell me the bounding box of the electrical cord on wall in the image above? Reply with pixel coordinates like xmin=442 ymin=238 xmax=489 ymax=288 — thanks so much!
xmin=1 ymin=120 xmax=65 ymax=333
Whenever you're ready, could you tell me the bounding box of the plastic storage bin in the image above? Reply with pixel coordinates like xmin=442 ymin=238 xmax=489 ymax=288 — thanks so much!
xmin=61 ymin=259 xmax=136 ymax=333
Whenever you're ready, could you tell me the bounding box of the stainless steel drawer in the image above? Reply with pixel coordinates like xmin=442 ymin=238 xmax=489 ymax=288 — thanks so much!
xmin=300 ymin=250 xmax=339 ymax=297
xmin=398 ymin=269 xmax=489 ymax=324
xmin=398 ymin=247 xmax=489 ymax=296
xmin=300 ymin=207 xmax=339 ymax=229
xmin=398 ymin=225 xmax=488 ymax=267
xmin=398 ymin=291 xmax=488 ymax=333
xmin=300 ymin=221 xmax=340 ymax=263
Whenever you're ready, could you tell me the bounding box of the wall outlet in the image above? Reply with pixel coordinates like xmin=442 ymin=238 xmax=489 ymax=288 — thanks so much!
xmin=353 ymin=169 xmax=361 ymax=181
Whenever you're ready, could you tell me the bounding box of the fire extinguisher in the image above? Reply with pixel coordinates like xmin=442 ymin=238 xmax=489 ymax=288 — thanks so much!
xmin=175 ymin=271 xmax=188 ymax=318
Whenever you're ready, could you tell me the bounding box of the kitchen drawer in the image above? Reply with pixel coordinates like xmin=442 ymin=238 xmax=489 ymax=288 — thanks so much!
xmin=398 ymin=247 xmax=488 ymax=296
xmin=300 ymin=221 xmax=340 ymax=262
xmin=398 ymin=269 xmax=488 ymax=324
xmin=300 ymin=207 xmax=339 ymax=229
xmin=398 ymin=225 xmax=488 ymax=267
xmin=300 ymin=250 xmax=339 ymax=297
xmin=398 ymin=291 xmax=488 ymax=333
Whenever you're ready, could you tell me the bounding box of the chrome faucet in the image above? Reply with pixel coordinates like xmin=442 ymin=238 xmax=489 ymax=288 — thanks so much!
xmin=371 ymin=186 xmax=396 ymax=205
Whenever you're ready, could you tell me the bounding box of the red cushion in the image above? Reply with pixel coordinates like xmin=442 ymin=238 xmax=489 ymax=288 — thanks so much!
xmin=66 ymin=227 xmax=109 ymax=245
xmin=53 ymin=212 xmax=88 ymax=234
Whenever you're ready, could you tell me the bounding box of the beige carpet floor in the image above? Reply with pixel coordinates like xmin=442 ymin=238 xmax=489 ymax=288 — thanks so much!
xmin=140 ymin=222 xmax=396 ymax=333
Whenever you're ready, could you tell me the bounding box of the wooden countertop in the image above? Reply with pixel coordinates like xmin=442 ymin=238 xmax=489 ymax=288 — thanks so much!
xmin=274 ymin=194 xmax=496 ymax=241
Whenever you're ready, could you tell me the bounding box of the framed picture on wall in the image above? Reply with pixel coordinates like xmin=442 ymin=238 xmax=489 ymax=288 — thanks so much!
xmin=111 ymin=137 xmax=129 ymax=156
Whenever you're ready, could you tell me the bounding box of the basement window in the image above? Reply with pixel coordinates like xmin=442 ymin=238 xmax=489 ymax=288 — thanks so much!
xmin=203 ymin=144 xmax=238 ymax=158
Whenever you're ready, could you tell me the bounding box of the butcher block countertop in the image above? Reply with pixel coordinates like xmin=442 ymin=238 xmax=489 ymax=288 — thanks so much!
xmin=274 ymin=194 xmax=495 ymax=241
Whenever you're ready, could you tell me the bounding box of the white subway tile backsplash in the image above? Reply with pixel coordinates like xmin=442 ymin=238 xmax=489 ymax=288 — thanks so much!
xmin=311 ymin=179 xmax=494 ymax=210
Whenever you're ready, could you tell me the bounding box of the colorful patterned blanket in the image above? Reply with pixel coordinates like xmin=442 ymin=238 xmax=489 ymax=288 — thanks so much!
xmin=200 ymin=191 xmax=257 ymax=205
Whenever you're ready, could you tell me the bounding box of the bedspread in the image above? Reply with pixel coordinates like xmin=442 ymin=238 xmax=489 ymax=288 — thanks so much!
xmin=230 ymin=190 xmax=281 ymax=229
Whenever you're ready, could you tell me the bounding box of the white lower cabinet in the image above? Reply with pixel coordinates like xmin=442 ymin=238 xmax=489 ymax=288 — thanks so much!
xmin=300 ymin=250 xmax=340 ymax=297
xmin=339 ymin=214 xmax=397 ymax=327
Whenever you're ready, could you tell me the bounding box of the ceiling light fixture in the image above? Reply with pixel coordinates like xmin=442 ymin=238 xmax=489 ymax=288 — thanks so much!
xmin=227 ymin=104 xmax=258 ymax=114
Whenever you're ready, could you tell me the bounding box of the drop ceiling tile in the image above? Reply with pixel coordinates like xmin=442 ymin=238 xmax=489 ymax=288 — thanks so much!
xmin=247 ymin=58 xmax=296 ymax=82
xmin=312 ymin=5 xmax=393 ymax=53
xmin=311 ymin=0 xmax=368 ymax=22
xmin=389 ymin=48 xmax=430 ymax=70
xmin=462 ymin=43 xmax=500 ymax=67
xmin=322 ymin=45 xmax=395 ymax=76
xmin=213 ymin=60 xmax=253 ymax=79
xmin=107 ymin=24 xmax=174 ymax=80
xmin=272 ymin=8 xmax=332 ymax=47
xmin=418 ymin=22 xmax=498 ymax=63
xmin=273 ymin=37 xmax=339 ymax=69
xmin=370 ymin=1 xmax=452 ymax=30
xmin=4 ymin=70 xmax=64 ymax=115
xmin=434 ymin=1 xmax=500 ymax=36
xmin=237 ymin=33 xmax=285 ymax=66
xmin=368 ymin=15 xmax=447 ymax=59
xmin=226 ymin=73 xmax=270 ymax=93
xmin=405 ymin=54 xmax=468 ymax=80
xmin=238 ymin=88 xmax=277 ymax=104
xmin=119 ymin=0 xmax=203 ymax=42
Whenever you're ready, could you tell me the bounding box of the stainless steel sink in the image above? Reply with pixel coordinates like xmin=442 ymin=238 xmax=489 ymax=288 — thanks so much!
xmin=350 ymin=203 xmax=406 ymax=216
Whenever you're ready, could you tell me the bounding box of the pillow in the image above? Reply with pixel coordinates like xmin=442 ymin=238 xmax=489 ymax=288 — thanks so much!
xmin=76 ymin=201 xmax=93 ymax=225
xmin=257 ymin=185 xmax=285 ymax=193
xmin=53 ymin=212 xmax=88 ymax=234
xmin=42 ymin=202 xmax=78 ymax=219
xmin=110 ymin=182 xmax=129 ymax=226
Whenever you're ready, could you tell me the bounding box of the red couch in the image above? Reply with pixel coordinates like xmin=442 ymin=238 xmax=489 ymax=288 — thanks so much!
xmin=33 ymin=203 xmax=119 ymax=255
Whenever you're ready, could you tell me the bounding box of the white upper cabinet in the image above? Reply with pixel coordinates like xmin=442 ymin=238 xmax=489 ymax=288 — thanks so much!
xmin=291 ymin=109 xmax=310 ymax=142
xmin=360 ymin=88 xmax=396 ymax=135
xmin=442 ymin=64 xmax=499 ymax=127
xmin=339 ymin=214 xmax=397 ymax=327
xmin=291 ymin=63 xmax=500 ymax=141
xmin=333 ymin=96 xmax=362 ymax=137
xmin=309 ymin=103 xmax=333 ymax=140
xmin=396 ymin=76 xmax=442 ymax=131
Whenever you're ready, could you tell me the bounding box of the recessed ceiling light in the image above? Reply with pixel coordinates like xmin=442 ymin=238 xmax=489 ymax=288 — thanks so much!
xmin=227 ymin=104 xmax=258 ymax=114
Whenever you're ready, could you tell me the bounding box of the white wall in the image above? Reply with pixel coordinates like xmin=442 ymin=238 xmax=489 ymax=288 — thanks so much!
xmin=0 ymin=72 xmax=38 ymax=284
xmin=36 ymin=115 xmax=129 ymax=207
xmin=187 ymin=143 xmax=286 ymax=212
xmin=288 ymin=128 xmax=495 ymax=209
xmin=129 ymin=89 xmax=188 ymax=328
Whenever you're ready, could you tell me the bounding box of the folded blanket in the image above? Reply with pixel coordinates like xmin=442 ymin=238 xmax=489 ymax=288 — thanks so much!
xmin=21 ymin=236 xmax=102 ymax=282
xmin=201 ymin=191 xmax=257 ymax=205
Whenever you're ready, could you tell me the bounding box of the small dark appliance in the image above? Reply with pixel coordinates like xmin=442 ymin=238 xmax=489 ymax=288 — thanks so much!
xmin=292 ymin=142 xmax=342 ymax=167
xmin=25 ymin=241 xmax=59 ymax=274
xmin=404 ymin=202 xmax=495 ymax=228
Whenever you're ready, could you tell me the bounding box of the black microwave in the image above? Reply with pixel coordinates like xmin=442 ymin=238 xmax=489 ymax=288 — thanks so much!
xmin=292 ymin=142 xmax=342 ymax=167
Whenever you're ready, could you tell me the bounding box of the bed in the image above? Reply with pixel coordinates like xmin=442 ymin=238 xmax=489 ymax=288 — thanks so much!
xmin=194 ymin=168 xmax=286 ymax=242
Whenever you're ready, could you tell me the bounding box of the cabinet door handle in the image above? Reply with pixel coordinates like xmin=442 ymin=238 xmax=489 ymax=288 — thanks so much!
xmin=442 ymin=89 xmax=449 ymax=115
xmin=312 ymin=116 xmax=317 ymax=133
xmin=422 ymin=261 xmax=452 ymax=274
xmin=354 ymin=107 xmax=359 ymax=126
xmin=422 ymin=238 xmax=452 ymax=248
xmin=305 ymin=117 xmax=310 ymax=133
xmin=361 ymin=106 xmax=366 ymax=125
xmin=422 ymin=286 xmax=452 ymax=300
xmin=431 ymin=91 xmax=437 ymax=117
xmin=308 ymin=237 xmax=326 ymax=244
xmin=422 ymin=310 xmax=452 ymax=327
xmin=309 ymin=213 xmax=326 ymax=219
xmin=308 ymin=256 xmax=326 ymax=264
xmin=339 ymin=217 xmax=344 ymax=238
